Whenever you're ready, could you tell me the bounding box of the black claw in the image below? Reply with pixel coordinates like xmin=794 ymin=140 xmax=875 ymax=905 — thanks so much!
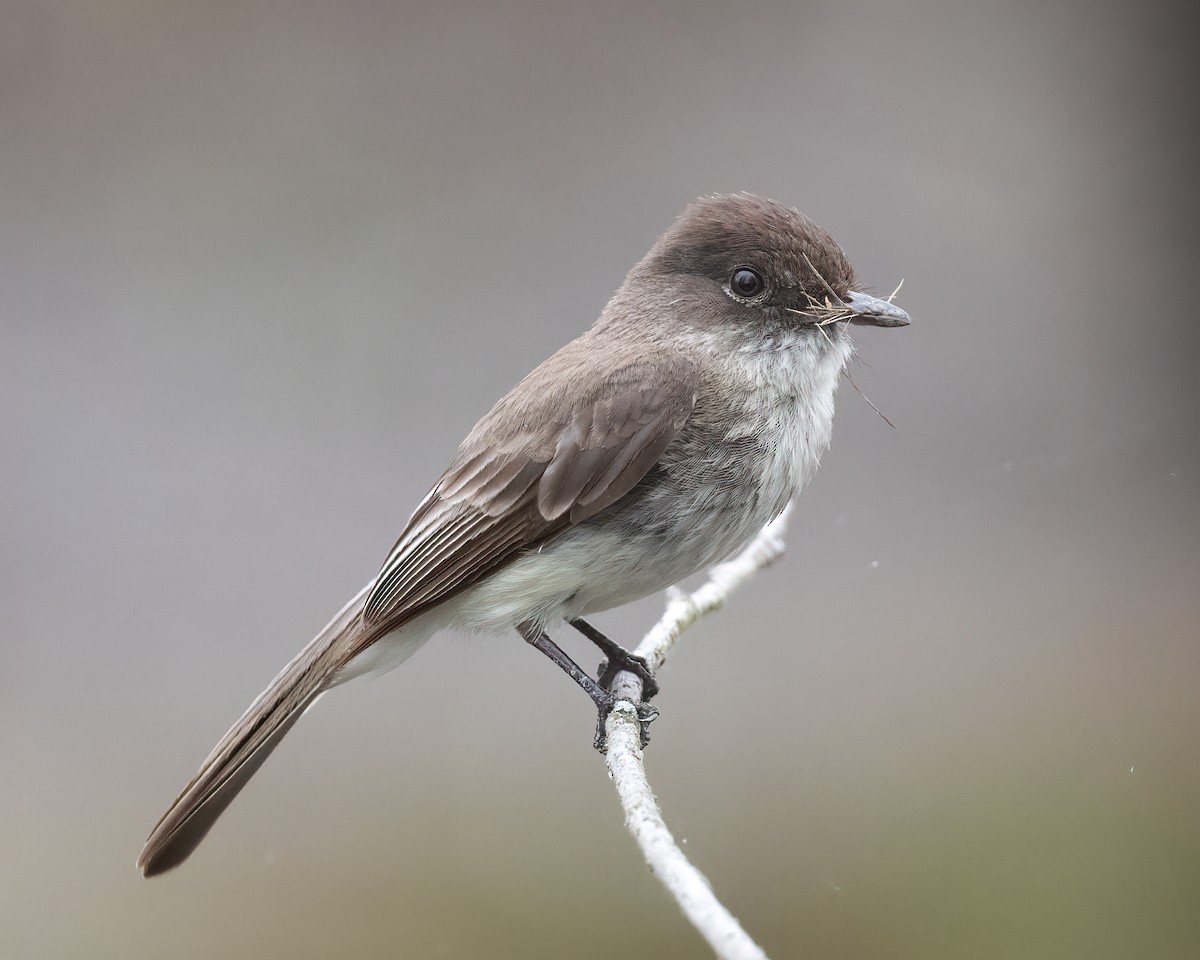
xmin=596 ymin=651 xmax=659 ymax=701
xmin=593 ymin=694 xmax=659 ymax=752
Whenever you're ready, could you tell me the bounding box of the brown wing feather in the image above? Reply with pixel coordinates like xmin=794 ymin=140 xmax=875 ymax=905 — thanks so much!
xmin=360 ymin=354 xmax=696 ymax=631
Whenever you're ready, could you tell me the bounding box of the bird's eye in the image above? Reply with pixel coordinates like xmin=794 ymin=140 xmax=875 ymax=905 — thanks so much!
xmin=730 ymin=267 xmax=765 ymax=299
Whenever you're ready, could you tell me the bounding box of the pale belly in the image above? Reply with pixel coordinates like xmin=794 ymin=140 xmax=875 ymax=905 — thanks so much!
xmin=450 ymin=429 xmax=807 ymax=630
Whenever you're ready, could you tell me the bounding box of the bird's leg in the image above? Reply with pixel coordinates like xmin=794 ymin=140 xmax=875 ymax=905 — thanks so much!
xmin=517 ymin=623 xmax=658 ymax=750
xmin=569 ymin=618 xmax=660 ymax=700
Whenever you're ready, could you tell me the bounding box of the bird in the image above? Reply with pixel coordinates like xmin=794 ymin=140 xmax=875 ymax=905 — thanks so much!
xmin=137 ymin=192 xmax=910 ymax=876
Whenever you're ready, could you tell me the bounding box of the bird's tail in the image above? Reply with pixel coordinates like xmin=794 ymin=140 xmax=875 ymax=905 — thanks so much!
xmin=137 ymin=583 xmax=375 ymax=877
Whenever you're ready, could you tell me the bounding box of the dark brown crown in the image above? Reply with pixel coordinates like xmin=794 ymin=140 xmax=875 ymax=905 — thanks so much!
xmin=640 ymin=193 xmax=857 ymax=300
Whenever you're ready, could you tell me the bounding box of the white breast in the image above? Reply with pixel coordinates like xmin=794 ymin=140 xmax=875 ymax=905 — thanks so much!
xmin=724 ymin=327 xmax=853 ymax=512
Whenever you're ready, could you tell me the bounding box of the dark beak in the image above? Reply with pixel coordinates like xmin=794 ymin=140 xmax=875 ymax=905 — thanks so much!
xmin=844 ymin=290 xmax=911 ymax=327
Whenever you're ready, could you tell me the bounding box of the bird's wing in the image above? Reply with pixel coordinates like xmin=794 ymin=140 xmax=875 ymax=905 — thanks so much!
xmin=359 ymin=355 xmax=697 ymax=634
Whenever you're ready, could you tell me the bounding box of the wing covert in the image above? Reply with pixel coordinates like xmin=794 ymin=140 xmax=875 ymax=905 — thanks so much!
xmin=360 ymin=357 xmax=696 ymax=629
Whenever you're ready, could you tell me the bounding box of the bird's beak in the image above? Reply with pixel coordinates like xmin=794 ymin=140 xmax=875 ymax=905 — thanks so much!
xmin=844 ymin=290 xmax=911 ymax=327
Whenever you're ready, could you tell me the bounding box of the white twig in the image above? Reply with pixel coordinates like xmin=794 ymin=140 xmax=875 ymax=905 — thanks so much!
xmin=603 ymin=503 xmax=793 ymax=960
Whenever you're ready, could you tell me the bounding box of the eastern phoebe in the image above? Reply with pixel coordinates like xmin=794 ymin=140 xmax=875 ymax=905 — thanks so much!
xmin=137 ymin=192 xmax=910 ymax=876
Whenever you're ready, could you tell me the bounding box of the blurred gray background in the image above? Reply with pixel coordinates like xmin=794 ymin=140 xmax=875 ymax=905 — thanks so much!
xmin=3 ymin=1 xmax=1197 ymax=958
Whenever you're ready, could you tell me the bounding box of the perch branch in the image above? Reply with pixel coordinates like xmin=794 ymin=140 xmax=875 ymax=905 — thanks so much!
xmin=603 ymin=502 xmax=793 ymax=960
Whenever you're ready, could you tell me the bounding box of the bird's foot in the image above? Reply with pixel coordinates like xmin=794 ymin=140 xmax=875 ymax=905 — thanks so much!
xmin=593 ymin=693 xmax=659 ymax=752
xmin=569 ymin=618 xmax=660 ymax=699
xmin=597 ymin=649 xmax=660 ymax=701
xmin=519 ymin=621 xmax=660 ymax=752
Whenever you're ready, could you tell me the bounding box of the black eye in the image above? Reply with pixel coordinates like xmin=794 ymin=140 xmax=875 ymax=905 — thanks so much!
xmin=730 ymin=267 xmax=765 ymax=299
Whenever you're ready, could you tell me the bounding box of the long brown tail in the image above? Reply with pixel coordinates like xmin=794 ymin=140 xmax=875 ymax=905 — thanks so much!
xmin=137 ymin=584 xmax=373 ymax=877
